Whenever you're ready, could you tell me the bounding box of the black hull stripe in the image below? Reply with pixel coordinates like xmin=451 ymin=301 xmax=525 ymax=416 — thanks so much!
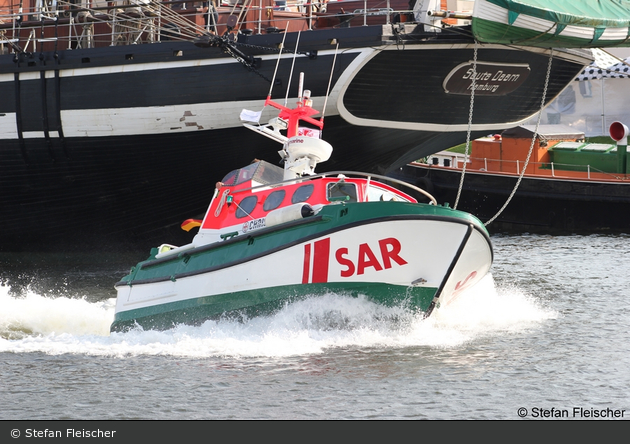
xmin=424 ymin=223 xmax=474 ymax=318
xmin=0 ymin=52 xmax=357 ymax=113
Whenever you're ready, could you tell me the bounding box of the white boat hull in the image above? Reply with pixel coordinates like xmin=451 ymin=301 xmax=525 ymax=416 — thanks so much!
xmin=112 ymin=217 xmax=492 ymax=331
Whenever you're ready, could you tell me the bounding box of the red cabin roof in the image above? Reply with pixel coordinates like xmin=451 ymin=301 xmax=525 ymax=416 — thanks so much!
xmin=198 ymin=161 xmax=416 ymax=235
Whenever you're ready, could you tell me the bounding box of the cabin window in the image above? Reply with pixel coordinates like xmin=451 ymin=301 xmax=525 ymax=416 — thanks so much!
xmin=235 ymin=195 xmax=258 ymax=218
xmin=367 ymin=184 xmax=409 ymax=202
xmin=327 ymin=182 xmax=357 ymax=203
xmin=220 ymin=163 xmax=263 ymax=187
xmin=291 ymin=184 xmax=314 ymax=204
xmin=220 ymin=161 xmax=284 ymax=187
xmin=221 ymin=169 xmax=239 ymax=186
xmin=263 ymin=189 xmax=285 ymax=211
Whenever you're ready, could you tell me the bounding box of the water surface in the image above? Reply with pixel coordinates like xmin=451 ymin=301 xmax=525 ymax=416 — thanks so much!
xmin=1 ymin=234 xmax=628 ymax=419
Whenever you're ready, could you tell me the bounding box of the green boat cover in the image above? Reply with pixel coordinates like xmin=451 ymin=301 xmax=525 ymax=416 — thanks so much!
xmin=472 ymin=0 xmax=630 ymax=47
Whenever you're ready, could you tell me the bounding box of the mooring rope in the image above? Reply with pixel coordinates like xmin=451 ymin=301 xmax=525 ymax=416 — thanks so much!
xmin=484 ymin=49 xmax=554 ymax=227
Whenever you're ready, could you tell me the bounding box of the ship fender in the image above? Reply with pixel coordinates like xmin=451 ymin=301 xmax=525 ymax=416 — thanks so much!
xmin=265 ymin=203 xmax=315 ymax=228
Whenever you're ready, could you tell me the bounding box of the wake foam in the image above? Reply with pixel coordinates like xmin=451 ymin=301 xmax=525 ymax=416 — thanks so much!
xmin=0 ymin=274 xmax=556 ymax=357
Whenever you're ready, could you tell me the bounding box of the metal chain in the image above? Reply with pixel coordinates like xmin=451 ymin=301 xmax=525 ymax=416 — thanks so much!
xmin=212 ymin=37 xmax=274 ymax=83
xmin=234 ymin=41 xmax=304 ymax=55
xmin=453 ymin=40 xmax=477 ymax=210
xmin=220 ymin=39 xmax=315 ymax=84
xmin=485 ymin=49 xmax=554 ymax=226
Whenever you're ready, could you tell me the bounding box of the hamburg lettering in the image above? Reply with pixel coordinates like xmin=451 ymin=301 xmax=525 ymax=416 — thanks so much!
xmin=467 ymin=83 xmax=500 ymax=93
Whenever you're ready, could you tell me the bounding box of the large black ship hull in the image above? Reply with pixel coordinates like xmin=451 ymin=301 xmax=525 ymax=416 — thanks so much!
xmin=393 ymin=164 xmax=630 ymax=234
xmin=0 ymin=24 xmax=591 ymax=251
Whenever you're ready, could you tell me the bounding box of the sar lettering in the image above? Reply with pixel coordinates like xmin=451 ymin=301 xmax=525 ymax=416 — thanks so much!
xmin=335 ymin=237 xmax=408 ymax=277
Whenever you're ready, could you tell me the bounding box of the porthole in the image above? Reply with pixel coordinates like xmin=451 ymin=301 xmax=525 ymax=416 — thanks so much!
xmin=263 ymin=189 xmax=285 ymax=211
xmin=291 ymin=184 xmax=314 ymax=204
xmin=235 ymin=195 xmax=258 ymax=218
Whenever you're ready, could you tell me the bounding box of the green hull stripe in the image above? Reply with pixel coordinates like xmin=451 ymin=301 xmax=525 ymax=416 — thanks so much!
xmin=116 ymin=202 xmax=489 ymax=287
xmin=110 ymin=282 xmax=437 ymax=332
xmin=472 ymin=17 xmax=630 ymax=48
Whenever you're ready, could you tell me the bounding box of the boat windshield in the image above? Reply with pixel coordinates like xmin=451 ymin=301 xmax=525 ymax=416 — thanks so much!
xmin=367 ymin=184 xmax=412 ymax=202
xmin=221 ymin=161 xmax=284 ymax=187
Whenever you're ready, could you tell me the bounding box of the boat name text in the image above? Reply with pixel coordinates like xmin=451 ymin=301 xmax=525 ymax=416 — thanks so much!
xmin=462 ymin=69 xmax=522 ymax=83
xmin=242 ymin=217 xmax=266 ymax=233
xmin=443 ymin=61 xmax=531 ymax=96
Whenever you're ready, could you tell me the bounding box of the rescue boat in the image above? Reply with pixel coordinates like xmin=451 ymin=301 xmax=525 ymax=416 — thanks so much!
xmin=110 ymin=80 xmax=493 ymax=332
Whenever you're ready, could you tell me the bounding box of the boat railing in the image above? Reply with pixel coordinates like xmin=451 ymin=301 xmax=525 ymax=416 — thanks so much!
xmin=429 ymin=155 xmax=630 ymax=181
xmin=0 ymin=0 xmax=417 ymax=54
xmin=227 ymin=170 xmax=439 ymax=205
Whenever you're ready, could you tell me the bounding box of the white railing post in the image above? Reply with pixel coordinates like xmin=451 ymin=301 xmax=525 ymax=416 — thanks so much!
xmin=68 ymin=16 xmax=74 ymax=49
xmin=308 ymin=2 xmax=313 ymax=30
xmin=111 ymin=8 xmax=117 ymax=46
xmin=157 ymin=2 xmax=162 ymax=42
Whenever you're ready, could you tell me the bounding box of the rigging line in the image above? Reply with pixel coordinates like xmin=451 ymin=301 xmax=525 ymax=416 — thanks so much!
xmin=235 ymin=0 xmax=254 ymax=31
xmin=109 ymin=1 xmax=204 ymax=40
xmin=268 ymin=22 xmax=289 ymax=98
xmin=484 ymin=49 xmax=554 ymax=227
xmin=144 ymin=1 xmax=206 ymax=36
xmin=233 ymin=200 xmax=257 ymax=221
xmin=320 ymin=41 xmax=339 ymax=123
xmin=149 ymin=1 xmax=201 ymax=32
xmin=1 ymin=31 xmax=23 ymax=54
xmin=229 ymin=0 xmax=240 ymax=16
xmin=284 ymin=30 xmax=302 ymax=106
xmin=54 ymin=0 xmax=200 ymax=41
xmin=453 ymin=40 xmax=477 ymax=210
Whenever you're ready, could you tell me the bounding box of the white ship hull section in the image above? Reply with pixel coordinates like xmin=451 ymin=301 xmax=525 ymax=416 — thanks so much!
xmin=115 ymin=220 xmax=492 ymax=315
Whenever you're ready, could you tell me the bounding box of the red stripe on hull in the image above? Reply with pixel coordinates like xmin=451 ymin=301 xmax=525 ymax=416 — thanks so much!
xmin=312 ymin=238 xmax=330 ymax=283
xmin=302 ymin=243 xmax=312 ymax=284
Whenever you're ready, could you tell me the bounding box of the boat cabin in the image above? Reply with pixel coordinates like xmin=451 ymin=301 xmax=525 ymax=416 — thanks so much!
xmin=189 ymin=160 xmax=417 ymax=246
xmin=469 ymin=125 xmax=586 ymax=175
